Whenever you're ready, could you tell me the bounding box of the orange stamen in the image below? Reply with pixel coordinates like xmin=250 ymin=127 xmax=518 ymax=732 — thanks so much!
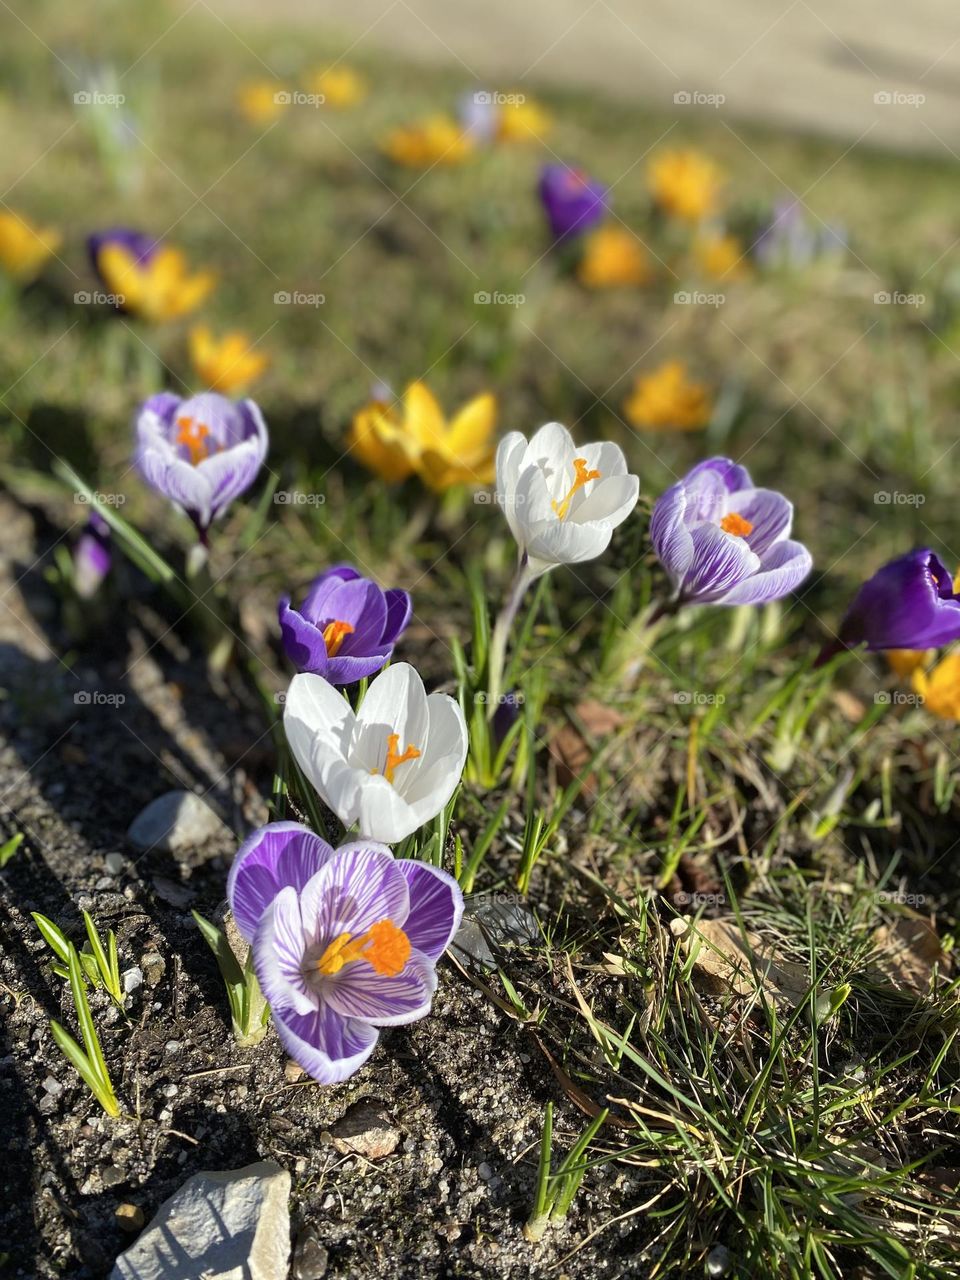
xmin=552 ymin=457 xmax=602 ymax=520
xmin=175 ymin=414 xmax=218 ymax=465
xmin=322 ymin=619 xmax=355 ymax=658
xmin=372 ymin=732 xmax=421 ymax=784
xmin=720 ymin=512 xmax=753 ymax=538
xmin=316 ymin=918 xmax=410 ymax=977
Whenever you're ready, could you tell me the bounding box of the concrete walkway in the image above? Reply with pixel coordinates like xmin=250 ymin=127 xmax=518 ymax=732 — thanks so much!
xmin=202 ymin=0 xmax=960 ymax=153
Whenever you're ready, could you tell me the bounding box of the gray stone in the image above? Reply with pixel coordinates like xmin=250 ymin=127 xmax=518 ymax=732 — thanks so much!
xmin=104 ymin=852 xmax=125 ymax=876
xmin=122 ymin=967 xmax=143 ymax=994
xmin=292 ymin=1228 xmax=328 ymax=1280
xmin=127 ymin=791 xmax=230 ymax=857
xmin=110 ymin=1161 xmax=291 ymax=1280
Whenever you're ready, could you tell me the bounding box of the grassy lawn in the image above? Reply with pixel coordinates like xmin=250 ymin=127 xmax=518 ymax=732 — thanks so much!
xmin=2 ymin=2 xmax=960 ymax=1276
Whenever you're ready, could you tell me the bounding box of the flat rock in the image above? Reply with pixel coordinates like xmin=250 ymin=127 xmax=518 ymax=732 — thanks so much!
xmin=109 ymin=1161 xmax=290 ymax=1280
xmin=330 ymin=1100 xmax=400 ymax=1159
xmin=127 ymin=791 xmax=231 ymax=858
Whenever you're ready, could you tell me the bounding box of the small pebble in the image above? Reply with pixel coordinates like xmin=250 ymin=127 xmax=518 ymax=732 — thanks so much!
xmin=707 ymin=1244 xmax=732 ymax=1277
xmin=42 ymin=1076 xmax=62 ymax=1096
xmin=104 ymin=853 xmax=125 ymax=876
xmin=284 ymin=1060 xmax=305 ymax=1083
xmin=478 ymin=1162 xmax=493 ymax=1181
xmin=102 ymin=1165 xmax=125 ymax=1188
xmin=164 ymin=1041 xmax=182 ymax=1054
xmin=115 ymin=1203 xmax=144 ymax=1232
xmin=162 ymin=1083 xmax=178 ymax=1098
xmin=122 ymin=966 xmax=143 ymax=994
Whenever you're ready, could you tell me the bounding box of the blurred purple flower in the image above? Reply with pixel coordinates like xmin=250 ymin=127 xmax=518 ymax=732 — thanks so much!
xmin=73 ymin=510 xmax=111 ymax=599
xmin=278 ymin=565 xmax=412 ymax=686
xmin=491 ymin=691 xmax=523 ymax=749
xmin=227 ymin=822 xmax=463 ymax=1084
xmin=538 ymin=164 xmax=608 ymax=241
xmin=134 ymin=390 xmax=268 ymax=538
xmin=753 ymin=201 xmax=846 ymax=269
xmin=822 ymin=549 xmax=960 ymax=659
xmin=650 ymin=457 xmax=812 ymax=607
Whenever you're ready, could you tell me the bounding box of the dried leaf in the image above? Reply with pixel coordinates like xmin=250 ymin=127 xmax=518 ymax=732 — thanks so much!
xmin=679 ymin=917 xmax=808 ymax=1008
xmin=871 ymin=916 xmax=948 ymax=995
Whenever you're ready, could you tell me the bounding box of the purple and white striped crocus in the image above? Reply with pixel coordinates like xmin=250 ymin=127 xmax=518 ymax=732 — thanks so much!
xmin=227 ymin=822 xmax=464 ymax=1084
xmin=134 ymin=391 xmax=268 ymax=539
xmin=650 ymin=457 xmax=812 ymax=607
xmin=279 ymin=565 xmax=411 ymax=686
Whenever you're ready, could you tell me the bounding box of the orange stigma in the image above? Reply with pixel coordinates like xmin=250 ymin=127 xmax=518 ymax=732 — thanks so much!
xmin=175 ymin=415 xmax=218 ymax=465
xmin=372 ymin=732 xmax=421 ymax=784
xmin=322 ymin=619 xmax=355 ymax=658
xmin=316 ymin=919 xmax=411 ymax=977
xmin=552 ymin=457 xmax=601 ymax=520
xmin=720 ymin=512 xmax=754 ymax=538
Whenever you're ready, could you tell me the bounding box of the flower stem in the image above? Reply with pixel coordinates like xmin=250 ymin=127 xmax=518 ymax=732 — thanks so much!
xmin=487 ymin=556 xmax=537 ymax=720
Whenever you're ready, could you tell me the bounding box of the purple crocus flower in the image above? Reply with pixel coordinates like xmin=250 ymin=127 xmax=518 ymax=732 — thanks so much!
xmin=73 ymin=510 xmax=112 ymax=599
xmin=278 ymin=565 xmax=412 ymax=686
xmin=538 ymin=164 xmax=608 ymax=241
xmin=227 ymin=822 xmax=464 ymax=1084
xmin=650 ymin=457 xmax=812 ymax=606
xmin=822 ymin=549 xmax=960 ymax=658
xmin=134 ymin=390 xmax=268 ymax=538
xmin=752 ymin=201 xmax=846 ymax=270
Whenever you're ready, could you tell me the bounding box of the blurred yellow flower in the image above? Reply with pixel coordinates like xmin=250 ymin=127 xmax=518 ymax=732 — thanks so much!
xmin=913 ymin=653 xmax=960 ymax=720
xmin=349 ymin=381 xmax=496 ymax=490
xmin=648 ymin=148 xmax=723 ymax=222
xmin=305 ymin=66 xmax=367 ymax=108
xmin=0 ymin=210 xmax=61 ymax=282
xmin=578 ymin=226 xmax=652 ymax=288
xmin=694 ymin=232 xmax=747 ymax=281
xmin=623 ymin=360 xmax=712 ymax=431
xmin=497 ymin=97 xmax=551 ymax=142
xmin=237 ymin=80 xmax=287 ymax=125
xmin=886 ymin=649 xmax=933 ymax=680
xmin=97 ymin=243 xmax=216 ymax=322
xmin=381 ymin=116 xmax=474 ymax=168
xmin=189 ymin=326 xmax=269 ymax=394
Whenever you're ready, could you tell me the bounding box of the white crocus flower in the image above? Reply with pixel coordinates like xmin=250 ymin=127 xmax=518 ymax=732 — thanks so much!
xmin=495 ymin=422 xmax=639 ymax=578
xmin=485 ymin=421 xmax=640 ymax=714
xmin=283 ymin=662 xmax=468 ymax=844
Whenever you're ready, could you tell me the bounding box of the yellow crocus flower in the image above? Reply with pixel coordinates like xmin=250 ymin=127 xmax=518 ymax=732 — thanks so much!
xmin=912 ymin=653 xmax=960 ymax=720
xmin=578 ymin=226 xmax=652 ymax=288
xmin=648 ymin=148 xmax=723 ymax=223
xmin=237 ymin=80 xmax=288 ymax=125
xmin=349 ymin=381 xmax=496 ymax=490
xmin=304 ymin=66 xmax=367 ymax=108
xmin=623 ymin=360 xmax=712 ymax=431
xmin=97 ymin=243 xmax=216 ymax=323
xmin=189 ymin=326 xmax=269 ymax=394
xmin=381 ymin=116 xmax=474 ymax=168
xmin=694 ymin=232 xmax=748 ymax=281
xmin=0 ymin=210 xmax=61 ymax=282
xmin=496 ymin=98 xmax=551 ymax=142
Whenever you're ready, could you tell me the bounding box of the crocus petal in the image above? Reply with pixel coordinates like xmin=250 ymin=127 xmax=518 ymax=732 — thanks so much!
xmin=682 ymin=524 xmax=761 ymax=603
xmin=716 ymin=539 xmax=812 ymax=606
xmin=299 ymin=843 xmax=410 ymax=943
xmin=325 ymin=650 xmax=395 ymax=686
xmin=284 ymin=673 xmax=355 ymax=795
xmin=252 ymin=887 xmax=316 ymax=1017
xmin=495 ymin=431 xmax=530 ymax=544
xmin=228 ymin=821 xmax=334 ymax=942
xmin=278 ymin=599 xmax=331 ymax=677
xmin=322 ymin=578 xmax=388 ymax=651
xmin=271 ymin=1002 xmax=378 ymax=1085
xmin=650 ymin=482 xmax=695 ymax=589
xmin=353 ymin=662 xmax=430 ymax=774
xmin=526 ymin=421 xmax=577 ymax=490
xmin=138 ymin=451 xmax=213 ymax=528
xmin=353 ymin=775 xmax=420 ymax=843
xmin=400 ymin=692 xmax=469 ymax=811
xmin=301 ymin=565 xmax=362 ymax=620
xmin=325 ymin=952 xmax=436 ymax=1026
xmin=570 ymin=473 xmax=639 ymax=527
xmin=727 ymin=487 xmax=793 ymax=556
xmin=397 ymin=861 xmax=464 ymax=961
xmin=382 ymin=589 xmax=413 ymax=644
xmin=686 ymin=456 xmax=752 ymax=495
